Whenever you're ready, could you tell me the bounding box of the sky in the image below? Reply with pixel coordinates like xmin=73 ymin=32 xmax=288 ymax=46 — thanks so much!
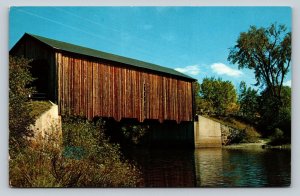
xmin=9 ymin=6 xmax=292 ymax=90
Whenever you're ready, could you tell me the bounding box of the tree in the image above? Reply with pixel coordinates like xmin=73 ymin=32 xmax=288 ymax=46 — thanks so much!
xmin=198 ymin=77 xmax=238 ymax=116
xmin=9 ymin=56 xmax=35 ymax=151
xmin=259 ymin=86 xmax=291 ymax=137
xmin=238 ymin=81 xmax=259 ymax=121
xmin=193 ymin=82 xmax=214 ymax=115
xmin=228 ymin=24 xmax=291 ymax=139
xmin=228 ymin=23 xmax=291 ymax=100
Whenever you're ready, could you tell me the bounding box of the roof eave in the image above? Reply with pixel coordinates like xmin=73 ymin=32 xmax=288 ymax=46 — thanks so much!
xmin=15 ymin=33 xmax=197 ymax=82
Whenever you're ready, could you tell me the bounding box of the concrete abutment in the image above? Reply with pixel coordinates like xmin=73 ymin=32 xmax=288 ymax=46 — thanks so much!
xmin=194 ymin=116 xmax=222 ymax=148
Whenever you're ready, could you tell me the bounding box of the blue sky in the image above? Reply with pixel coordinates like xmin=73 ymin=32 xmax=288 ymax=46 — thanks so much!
xmin=9 ymin=6 xmax=292 ymax=90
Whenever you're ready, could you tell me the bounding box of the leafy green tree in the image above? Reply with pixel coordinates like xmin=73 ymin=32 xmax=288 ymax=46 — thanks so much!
xmin=199 ymin=77 xmax=238 ymax=116
xmin=193 ymin=82 xmax=214 ymax=115
xmin=228 ymin=24 xmax=291 ymax=142
xmin=259 ymin=86 xmax=291 ymax=138
xmin=9 ymin=56 xmax=35 ymax=151
xmin=238 ymin=81 xmax=259 ymax=121
xmin=228 ymin=24 xmax=291 ymax=99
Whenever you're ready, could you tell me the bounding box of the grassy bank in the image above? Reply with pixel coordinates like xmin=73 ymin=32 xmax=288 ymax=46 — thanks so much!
xmin=206 ymin=115 xmax=261 ymax=144
xmin=27 ymin=101 xmax=52 ymax=119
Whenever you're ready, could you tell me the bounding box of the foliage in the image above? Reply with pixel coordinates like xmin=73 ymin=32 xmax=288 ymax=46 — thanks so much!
xmin=242 ymin=126 xmax=261 ymax=143
xmin=61 ymin=116 xmax=143 ymax=187
xmin=259 ymin=86 xmax=291 ymax=137
xmin=227 ymin=118 xmax=261 ymax=143
xmin=213 ymin=116 xmax=261 ymax=145
xmin=121 ymin=124 xmax=150 ymax=144
xmin=28 ymin=101 xmax=53 ymax=119
xmin=229 ymin=129 xmax=246 ymax=144
xmin=198 ymin=77 xmax=238 ymax=116
xmin=228 ymin=23 xmax=291 ymax=99
xmin=223 ymin=126 xmax=260 ymax=145
xmin=194 ymin=82 xmax=212 ymax=115
xmin=228 ymin=23 xmax=291 ymax=144
xmin=196 ymin=97 xmax=214 ymax=116
xmin=9 ymin=56 xmax=35 ymax=153
xmin=268 ymin=128 xmax=289 ymax=145
xmin=9 ymin=116 xmax=143 ymax=187
xmin=238 ymin=81 xmax=259 ymax=121
xmin=9 ymin=132 xmax=62 ymax=187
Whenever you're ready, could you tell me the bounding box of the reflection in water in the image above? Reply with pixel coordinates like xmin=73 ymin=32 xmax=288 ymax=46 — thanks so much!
xmin=125 ymin=148 xmax=290 ymax=187
xmin=125 ymin=149 xmax=196 ymax=187
xmin=194 ymin=148 xmax=224 ymax=187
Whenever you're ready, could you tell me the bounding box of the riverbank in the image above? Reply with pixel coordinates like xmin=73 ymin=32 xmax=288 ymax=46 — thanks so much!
xmin=223 ymin=139 xmax=291 ymax=149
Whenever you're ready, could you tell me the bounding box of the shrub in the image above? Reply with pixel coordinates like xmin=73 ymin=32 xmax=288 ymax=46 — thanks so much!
xmin=259 ymin=86 xmax=291 ymax=138
xmin=243 ymin=126 xmax=261 ymax=143
xmin=9 ymin=116 xmax=143 ymax=187
xmin=9 ymin=132 xmax=62 ymax=187
xmin=121 ymin=124 xmax=150 ymax=144
xmin=9 ymin=56 xmax=35 ymax=153
xmin=268 ymin=128 xmax=288 ymax=146
xmin=61 ymin=116 xmax=143 ymax=187
xmin=228 ymin=127 xmax=246 ymax=144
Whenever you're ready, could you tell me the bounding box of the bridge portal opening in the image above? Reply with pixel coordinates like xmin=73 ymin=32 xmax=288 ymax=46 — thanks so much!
xmin=29 ymin=59 xmax=50 ymax=100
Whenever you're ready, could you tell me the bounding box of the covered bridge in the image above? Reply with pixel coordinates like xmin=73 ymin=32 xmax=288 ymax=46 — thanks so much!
xmin=10 ymin=33 xmax=196 ymax=123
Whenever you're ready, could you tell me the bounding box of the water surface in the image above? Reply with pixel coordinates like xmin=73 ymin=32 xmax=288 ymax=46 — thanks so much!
xmin=125 ymin=147 xmax=291 ymax=187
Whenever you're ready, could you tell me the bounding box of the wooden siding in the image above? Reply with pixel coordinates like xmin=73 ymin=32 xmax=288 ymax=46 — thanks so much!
xmin=56 ymin=52 xmax=193 ymax=123
xmin=10 ymin=37 xmax=57 ymax=102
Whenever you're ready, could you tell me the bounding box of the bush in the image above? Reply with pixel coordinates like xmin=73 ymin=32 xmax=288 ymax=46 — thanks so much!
xmin=243 ymin=126 xmax=261 ymax=143
xmin=228 ymin=127 xmax=246 ymax=144
xmin=268 ymin=128 xmax=289 ymax=146
xmin=121 ymin=124 xmax=150 ymax=144
xmin=216 ymin=116 xmax=261 ymax=145
xmin=9 ymin=133 xmax=61 ymax=187
xmin=9 ymin=56 xmax=35 ymax=153
xmin=259 ymin=86 xmax=291 ymax=138
xmin=62 ymin=116 xmax=143 ymax=187
xmin=9 ymin=116 xmax=143 ymax=187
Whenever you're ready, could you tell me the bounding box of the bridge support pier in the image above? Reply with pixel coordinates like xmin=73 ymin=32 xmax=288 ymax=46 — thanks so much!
xmin=194 ymin=116 xmax=222 ymax=148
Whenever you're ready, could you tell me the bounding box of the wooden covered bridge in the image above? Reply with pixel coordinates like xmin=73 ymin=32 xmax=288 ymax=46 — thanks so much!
xmin=10 ymin=33 xmax=196 ymax=124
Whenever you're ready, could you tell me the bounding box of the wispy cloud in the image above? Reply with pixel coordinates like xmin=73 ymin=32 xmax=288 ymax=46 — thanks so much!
xmin=211 ymin=63 xmax=243 ymax=77
xmin=283 ymin=80 xmax=291 ymax=87
xmin=175 ymin=65 xmax=200 ymax=75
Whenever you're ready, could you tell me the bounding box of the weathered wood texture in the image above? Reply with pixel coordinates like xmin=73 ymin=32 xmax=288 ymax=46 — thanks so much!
xmin=56 ymin=52 xmax=193 ymax=123
xmin=10 ymin=34 xmax=194 ymax=123
xmin=10 ymin=37 xmax=57 ymax=102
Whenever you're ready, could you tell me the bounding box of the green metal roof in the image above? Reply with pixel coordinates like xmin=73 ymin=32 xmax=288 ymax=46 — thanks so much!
xmin=25 ymin=33 xmax=196 ymax=81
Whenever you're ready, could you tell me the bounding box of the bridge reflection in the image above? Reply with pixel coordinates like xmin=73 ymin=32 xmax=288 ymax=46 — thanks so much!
xmin=194 ymin=148 xmax=223 ymax=187
xmin=123 ymin=147 xmax=290 ymax=187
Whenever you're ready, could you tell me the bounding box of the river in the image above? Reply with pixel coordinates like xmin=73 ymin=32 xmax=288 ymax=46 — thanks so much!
xmin=124 ymin=147 xmax=291 ymax=187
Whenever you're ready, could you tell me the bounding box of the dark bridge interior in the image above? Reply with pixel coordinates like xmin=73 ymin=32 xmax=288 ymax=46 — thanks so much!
xmin=29 ymin=59 xmax=49 ymax=100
